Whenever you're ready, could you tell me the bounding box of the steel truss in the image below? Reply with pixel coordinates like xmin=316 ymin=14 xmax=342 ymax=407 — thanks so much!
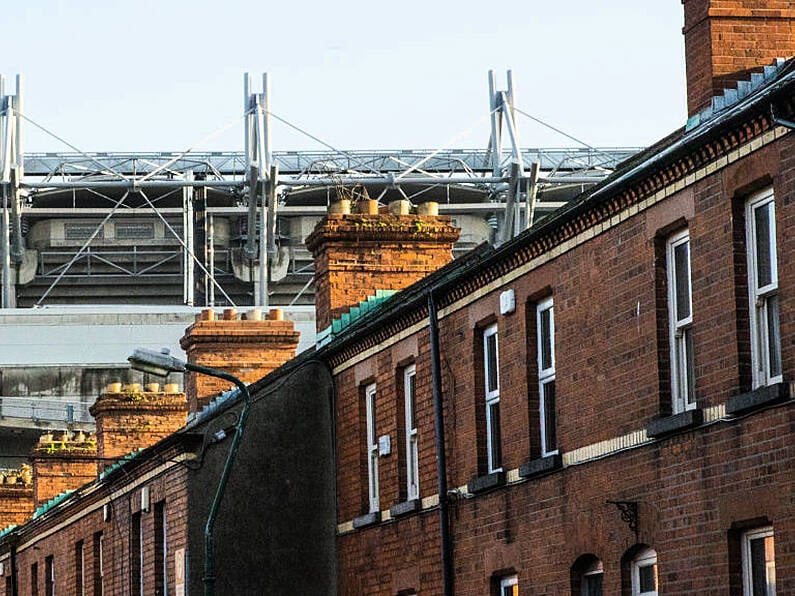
xmin=0 ymin=71 xmax=642 ymax=309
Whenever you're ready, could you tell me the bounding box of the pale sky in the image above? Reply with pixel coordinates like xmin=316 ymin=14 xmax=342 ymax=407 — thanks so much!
xmin=1 ymin=1 xmax=686 ymax=154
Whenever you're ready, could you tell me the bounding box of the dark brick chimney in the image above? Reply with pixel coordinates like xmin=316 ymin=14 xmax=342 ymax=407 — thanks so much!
xmin=683 ymin=0 xmax=795 ymax=115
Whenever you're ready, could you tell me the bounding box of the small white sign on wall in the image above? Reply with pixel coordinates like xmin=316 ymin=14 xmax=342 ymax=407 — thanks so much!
xmin=175 ymin=547 xmax=186 ymax=596
xmin=500 ymin=288 xmax=516 ymax=315
xmin=378 ymin=434 xmax=391 ymax=456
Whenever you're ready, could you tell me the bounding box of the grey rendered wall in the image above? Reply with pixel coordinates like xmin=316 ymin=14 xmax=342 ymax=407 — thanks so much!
xmin=187 ymin=357 xmax=336 ymax=595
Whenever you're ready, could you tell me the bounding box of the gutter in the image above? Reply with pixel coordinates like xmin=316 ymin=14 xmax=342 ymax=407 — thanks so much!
xmin=427 ymin=291 xmax=454 ymax=596
xmin=10 ymin=535 xmax=18 ymax=596
xmin=771 ymin=104 xmax=795 ymax=129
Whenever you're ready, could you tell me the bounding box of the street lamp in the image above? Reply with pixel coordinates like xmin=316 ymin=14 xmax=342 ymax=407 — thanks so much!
xmin=128 ymin=347 xmax=252 ymax=596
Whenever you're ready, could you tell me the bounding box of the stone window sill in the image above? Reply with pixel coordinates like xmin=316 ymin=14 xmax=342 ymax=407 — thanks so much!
xmin=352 ymin=511 xmax=381 ymax=529
xmin=726 ymin=382 xmax=790 ymax=415
xmin=518 ymin=453 xmax=562 ymax=479
xmin=467 ymin=470 xmax=506 ymax=494
xmin=646 ymin=408 xmax=703 ymax=438
xmin=389 ymin=499 xmax=421 ymax=518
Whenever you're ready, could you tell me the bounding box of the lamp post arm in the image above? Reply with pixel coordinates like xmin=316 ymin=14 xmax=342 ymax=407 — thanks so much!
xmin=185 ymin=362 xmax=252 ymax=596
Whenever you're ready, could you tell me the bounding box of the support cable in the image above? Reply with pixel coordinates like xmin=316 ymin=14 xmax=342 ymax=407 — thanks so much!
xmin=136 ymin=117 xmax=245 ymax=185
xmin=394 ymin=108 xmax=498 ymax=182
xmin=267 ymin=111 xmax=385 ymax=177
xmin=84 ymin=187 xmax=132 ymax=208
xmin=35 ymin=191 xmax=131 ymax=306
xmin=137 ymin=189 xmax=237 ymax=307
xmin=513 ymin=106 xmax=618 ymax=163
xmin=18 ymin=114 xmax=128 ymax=181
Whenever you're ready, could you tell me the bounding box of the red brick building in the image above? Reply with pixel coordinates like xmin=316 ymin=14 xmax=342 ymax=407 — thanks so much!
xmin=316 ymin=2 xmax=795 ymax=594
xmin=0 ymin=310 xmax=336 ymax=596
xmin=1 ymin=1 xmax=794 ymax=595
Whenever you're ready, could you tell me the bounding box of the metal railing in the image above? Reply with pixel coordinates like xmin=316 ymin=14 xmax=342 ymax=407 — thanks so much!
xmin=0 ymin=396 xmax=94 ymax=425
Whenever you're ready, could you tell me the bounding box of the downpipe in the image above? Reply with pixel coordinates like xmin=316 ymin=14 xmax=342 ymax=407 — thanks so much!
xmin=427 ymin=291 xmax=455 ymax=596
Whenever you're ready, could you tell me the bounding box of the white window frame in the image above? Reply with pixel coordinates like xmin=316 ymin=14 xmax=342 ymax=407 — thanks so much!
xmin=137 ymin=513 xmax=144 ymax=596
xmin=631 ymin=548 xmax=658 ymax=596
xmin=667 ymin=230 xmax=696 ymax=413
xmin=537 ymin=298 xmax=557 ymax=456
xmin=77 ymin=540 xmax=86 ymax=596
xmin=45 ymin=555 xmax=55 ymax=596
xmin=499 ymin=574 xmax=518 ymax=596
xmin=403 ymin=364 xmax=420 ymax=501
xmin=581 ymin=564 xmax=604 ymax=596
xmin=365 ymin=383 xmax=379 ymax=513
xmin=98 ymin=533 xmax=104 ymax=596
xmin=746 ymin=189 xmax=782 ymax=388
xmin=159 ymin=502 xmax=168 ymax=596
xmin=742 ymin=527 xmax=776 ymax=596
xmin=483 ymin=324 xmax=501 ymax=473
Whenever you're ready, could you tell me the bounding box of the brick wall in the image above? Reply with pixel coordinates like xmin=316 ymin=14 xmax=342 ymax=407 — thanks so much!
xmin=306 ymin=200 xmax=460 ymax=331
xmin=89 ymin=383 xmax=187 ymax=466
xmin=683 ymin=0 xmax=795 ymax=114
xmin=332 ymin=128 xmax=795 ymax=593
xmin=3 ymin=462 xmax=190 ymax=596
xmin=179 ymin=307 xmax=299 ymax=412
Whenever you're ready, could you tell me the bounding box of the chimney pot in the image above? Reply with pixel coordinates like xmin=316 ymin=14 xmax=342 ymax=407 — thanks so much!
xmin=268 ymin=308 xmax=284 ymax=321
xmin=246 ymin=308 xmax=263 ymax=321
xmin=388 ymin=199 xmax=411 ymax=215
xmin=146 ymin=383 xmax=160 ymax=393
xmin=417 ymin=201 xmax=439 ymax=216
xmin=200 ymin=309 xmax=215 ymax=321
xmin=329 ymin=199 xmax=351 ymax=215
xmin=357 ymin=199 xmax=380 ymax=215
xmin=164 ymin=383 xmax=180 ymax=394
xmin=223 ymin=308 xmax=237 ymax=321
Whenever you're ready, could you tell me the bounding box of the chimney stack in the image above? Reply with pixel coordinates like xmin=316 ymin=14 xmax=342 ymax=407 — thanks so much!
xmin=305 ymin=199 xmax=460 ymax=332
xmin=683 ymin=0 xmax=795 ymax=115
xmin=179 ymin=308 xmax=300 ymax=412
xmin=0 ymin=465 xmax=33 ymax=529
xmin=31 ymin=430 xmax=98 ymax=508
xmin=89 ymin=383 xmax=188 ymax=468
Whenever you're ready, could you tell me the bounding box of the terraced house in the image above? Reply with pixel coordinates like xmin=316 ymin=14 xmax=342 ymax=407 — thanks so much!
xmin=320 ymin=1 xmax=795 ymax=593
xmin=1 ymin=0 xmax=794 ymax=594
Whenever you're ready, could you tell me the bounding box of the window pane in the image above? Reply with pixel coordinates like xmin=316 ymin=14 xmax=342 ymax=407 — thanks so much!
xmin=489 ymin=402 xmax=501 ymax=470
xmin=486 ymin=332 xmax=499 ymax=393
xmin=582 ymin=573 xmax=603 ymax=596
xmin=674 ymin=240 xmax=691 ymax=321
xmin=684 ymin=327 xmax=696 ymax=405
xmin=543 ymin=380 xmax=557 ymax=453
xmin=754 ymin=202 xmax=773 ymax=289
xmin=750 ymin=537 xmax=768 ymax=596
xmin=500 ymin=576 xmax=518 ymax=596
xmin=408 ymin=373 xmax=417 ymax=430
xmin=369 ymin=393 xmax=377 ymax=444
xmin=638 ymin=563 xmax=657 ymax=592
xmin=540 ymin=307 xmax=553 ymax=370
xmin=766 ymin=295 xmax=782 ymax=378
